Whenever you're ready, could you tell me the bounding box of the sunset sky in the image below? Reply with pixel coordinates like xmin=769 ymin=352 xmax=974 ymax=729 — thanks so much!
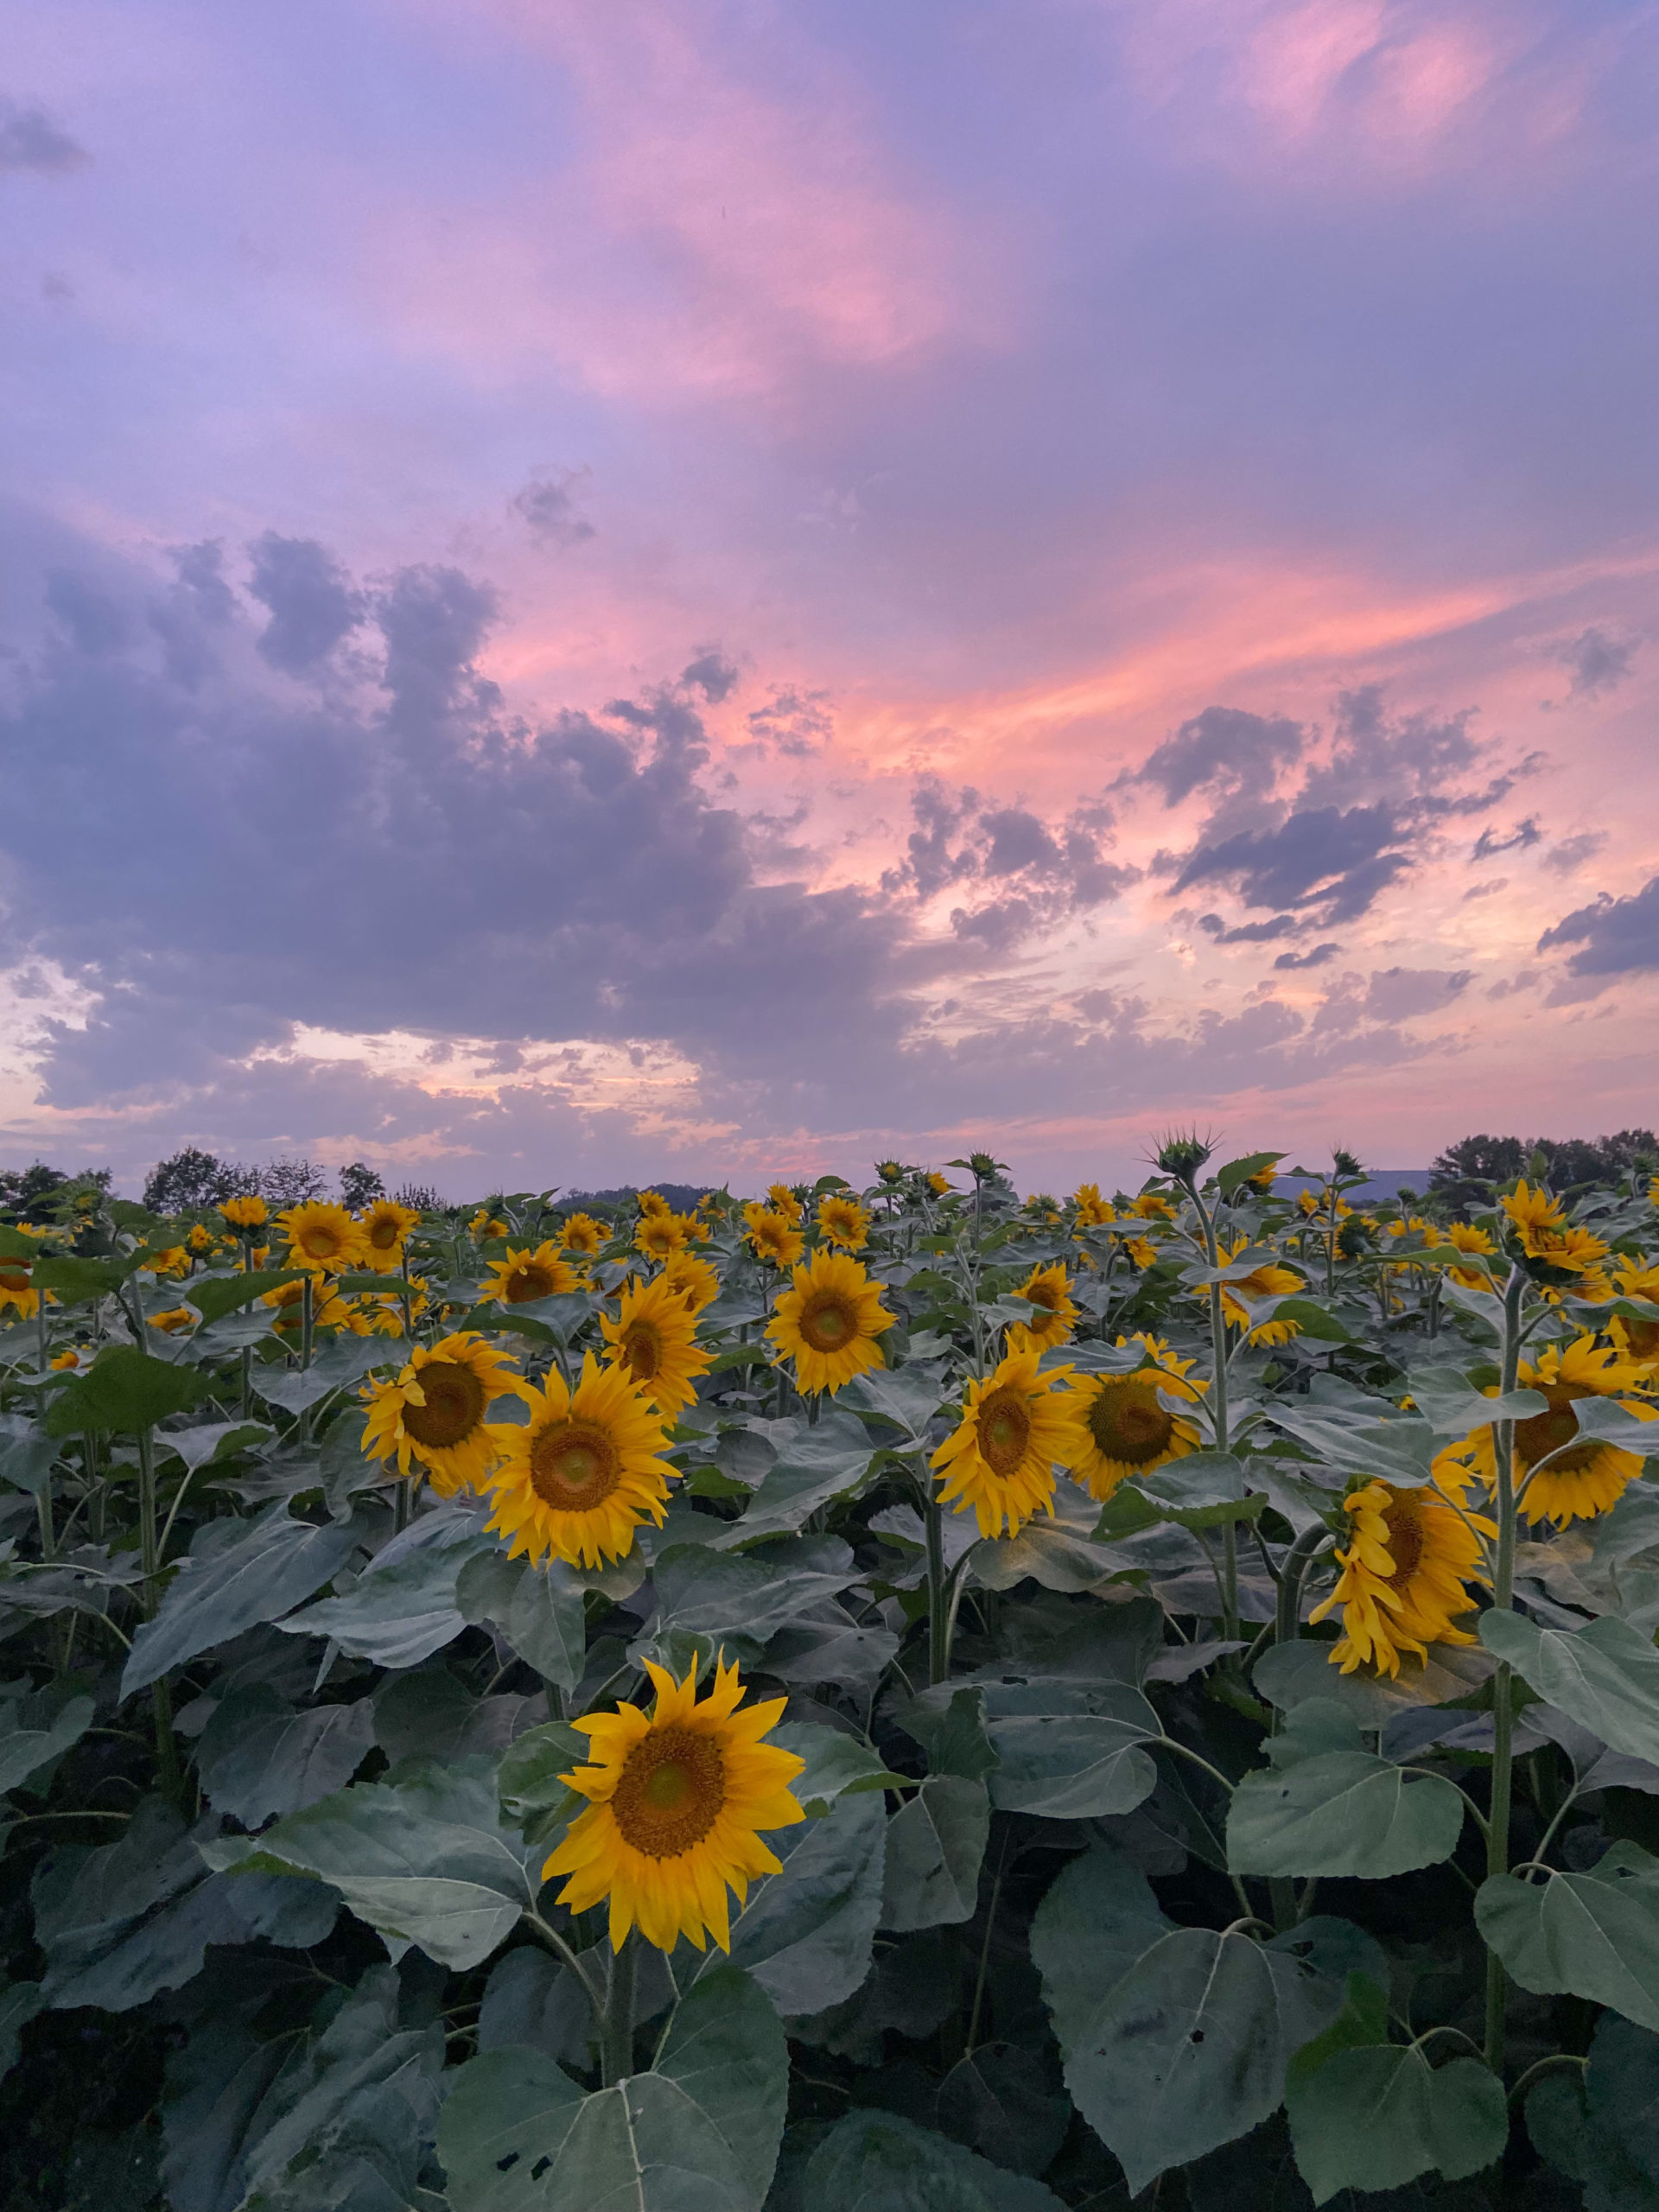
xmin=3 ymin=0 xmax=1657 ymax=1198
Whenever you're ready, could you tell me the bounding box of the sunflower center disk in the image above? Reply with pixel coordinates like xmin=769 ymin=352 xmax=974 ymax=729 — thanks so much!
xmin=1383 ymin=1505 xmax=1426 ymax=1587
xmin=507 ymin=1265 xmax=555 ymax=1303
xmin=403 ymin=1361 xmax=486 ymax=1448
xmin=1090 ymin=1380 xmax=1173 ymax=1463
xmin=613 ymin=1727 xmax=726 ymax=1859
xmin=622 ymin=1322 xmax=662 ymax=1382
xmin=799 ymin=1293 xmax=855 ymax=1353
xmin=977 ymin=1388 xmax=1032 ymax=1478
xmin=531 ymin=1420 xmax=622 ymax=1510
xmin=370 ymin=1220 xmax=398 ymax=1250
xmin=1516 ymin=1386 xmax=1595 ymax=1475
xmin=1626 ymin=1318 xmax=1659 ymax=1361
xmin=303 ymin=1230 xmax=341 ymax=1261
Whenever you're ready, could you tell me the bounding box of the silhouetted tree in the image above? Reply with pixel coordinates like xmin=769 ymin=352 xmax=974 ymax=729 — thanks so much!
xmin=142 ymin=1147 xmax=247 ymax=1214
xmin=338 ymin=1160 xmax=385 ymax=1211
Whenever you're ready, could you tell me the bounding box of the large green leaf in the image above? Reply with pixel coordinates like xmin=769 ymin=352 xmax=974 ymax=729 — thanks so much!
xmin=644 ymin=1535 xmax=863 ymax=1658
xmin=1480 ymin=1608 xmax=1659 ymax=1764
xmin=938 ymin=2043 xmax=1071 ymax=2183
xmin=30 ymin=1255 xmax=137 ymax=1304
xmin=437 ymin=1962 xmax=787 ymax=2211
xmin=178 ymin=1268 xmax=304 ymax=1325
xmin=32 ymin=1798 xmax=338 ymax=2011
xmin=1284 ymin=1974 xmax=1507 ymax=2204
xmin=0 ymin=1690 xmax=93 ymax=1796
xmin=1265 ymin=1406 xmax=1438 ymax=1487
xmin=1583 ymin=2011 xmax=1659 ymax=2196
xmin=46 ymin=1345 xmax=219 ymax=1437
xmin=702 ymin=1787 xmax=887 ymax=2016
xmin=1032 ymin=1844 xmax=1376 ymax=2193
xmin=975 ymin=1677 xmax=1160 ymax=1820
xmin=207 ymin=1755 xmax=543 ymax=1971
xmin=1228 ymin=1703 xmax=1465 ymax=1878
xmin=1476 ymin=1842 xmax=1659 ymax=2031
xmin=0 ymin=1979 xmax=41 ymax=2079
xmin=457 ymin=1550 xmax=588 ymax=1691
xmin=276 ymin=1529 xmax=498 ymax=1666
xmin=799 ymin=2108 xmax=1065 ymax=2211
xmin=1254 ymin=1635 xmax=1492 ymax=1726
xmin=195 ymin=1686 xmax=375 ymax=1826
xmin=880 ymin=1777 xmax=989 ymax=1931
xmin=121 ymin=1503 xmax=364 ymax=1694
xmin=162 ymin=1962 xmax=442 ymax=2212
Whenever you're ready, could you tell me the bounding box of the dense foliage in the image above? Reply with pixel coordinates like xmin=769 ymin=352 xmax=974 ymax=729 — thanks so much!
xmin=2 ymin=1141 xmax=1659 ymax=2210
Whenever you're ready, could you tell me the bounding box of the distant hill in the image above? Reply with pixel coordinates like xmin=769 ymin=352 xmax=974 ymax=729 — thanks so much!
xmin=1276 ymin=1171 xmax=1433 ymax=1204
xmin=561 ymin=1183 xmax=715 ymax=1213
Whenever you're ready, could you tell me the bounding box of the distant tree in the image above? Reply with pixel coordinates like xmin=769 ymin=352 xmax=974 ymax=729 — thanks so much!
xmin=338 ymin=1160 xmax=386 ymax=1211
xmin=143 ymin=1147 xmax=249 ymax=1215
xmin=257 ymin=1158 xmax=330 ymax=1209
xmin=0 ymin=1160 xmax=111 ymax=1223
xmin=1429 ymin=1129 xmax=1659 ymax=1216
xmin=392 ymin=1183 xmax=443 ymax=1212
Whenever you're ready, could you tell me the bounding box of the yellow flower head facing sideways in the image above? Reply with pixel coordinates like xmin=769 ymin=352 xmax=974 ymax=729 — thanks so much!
xmin=1065 ymin=1337 xmax=1205 ymax=1503
xmin=1443 ymin=1221 xmax=1497 ymax=1289
xmin=1611 ymin=1258 xmax=1659 ymax=1370
xmin=559 ymin=1211 xmax=607 ymax=1257
xmin=766 ymin=1182 xmax=803 ymax=1218
xmin=1007 ymin=1261 xmax=1077 ymax=1354
xmin=1309 ymin=1477 xmax=1494 ymax=1677
xmin=600 ymin=1270 xmax=713 ymax=1418
xmin=742 ymin=1202 xmax=805 ymax=1268
xmin=482 ymin=1241 xmax=580 ymax=1306
xmin=637 ymin=1189 xmax=672 ymax=1219
xmin=358 ymin=1198 xmax=421 ymax=1273
xmin=925 ymin=1171 xmax=952 ymax=1198
xmin=279 ymin=1201 xmax=367 ymax=1275
xmin=931 ymin=1344 xmax=1081 ymax=1541
xmin=635 ymin=1211 xmax=695 ymax=1262
xmin=361 ymin=1332 xmax=528 ymax=1493
xmin=480 ymin=1352 xmax=676 ymax=1568
xmin=662 ymin=1249 xmax=721 ymax=1313
xmin=1438 ymin=1334 xmax=1657 ymax=1527
xmin=1213 ymin=1236 xmax=1305 ymax=1345
xmin=766 ymin=1248 xmax=893 ymax=1395
xmin=1071 ymin=1182 xmax=1116 ymax=1227
xmin=219 ymin=1194 xmax=269 ymax=1230
xmin=543 ymin=1655 xmax=806 ymax=1953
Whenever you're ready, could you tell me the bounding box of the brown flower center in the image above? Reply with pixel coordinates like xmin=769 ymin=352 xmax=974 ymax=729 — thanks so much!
xmin=0 ymin=1266 xmax=31 ymax=1295
xmin=529 ymin=1418 xmax=621 ymax=1510
xmin=976 ymin=1385 xmax=1032 ymax=1478
xmin=612 ymin=1726 xmax=725 ymax=1859
xmin=300 ymin=1225 xmax=344 ymax=1261
xmin=403 ymin=1360 xmax=486 ymax=1449
xmin=505 ymin=1263 xmax=556 ymax=1303
xmin=1090 ymin=1376 xmax=1174 ymax=1464
xmin=1624 ymin=1318 xmax=1659 ymax=1363
xmin=1382 ymin=1503 xmax=1426 ymax=1588
xmin=1516 ymin=1383 xmax=1599 ymax=1476
xmin=798 ymin=1289 xmax=856 ymax=1354
xmin=368 ymin=1217 xmax=400 ymax=1250
xmin=621 ymin=1319 xmax=662 ymax=1382
xmin=1027 ymin=1280 xmax=1060 ymax=1313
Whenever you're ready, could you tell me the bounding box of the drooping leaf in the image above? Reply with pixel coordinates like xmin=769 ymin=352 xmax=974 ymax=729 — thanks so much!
xmin=1266 ymin=1406 xmax=1438 ymax=1488
xmin=938 ymin=2043 xmax=1071 ymax=2182
xmin=880 ymin=1777 xmax=989 ymax=1931
xmin=121 ymin=1503 xmax=365 ymax=1694
xmin=0 ymin=1979 xmax=42 ymax=2079
xmin=32 ymin=1798 xmax=338 ymax=2012
xmin=180 ymin=1269 xmax=304 ymax=1325
xmin=1476 ymin=1842 xmax=1659 ymax=2031
xmin=975 ymin=1677 xmax=1160 ymax=1820
xmin=0 ymin=1691 xmax=93 ymax=1796
xmin=437 ymin=1961 xmax=788 ymax=2211
xmin=1229 ymin=1730 xmax=1465 ymax=1879
xmin=642 ymin=1535 xmax=863 ymax=1659
xmin=702 ymin=1786 xmax=887 ymax=2015
xmin=195 ymin=1686 xmax=376 ymax=1826
xmin=800 ymin=2108 xmax=1066 ymax=2211
xmin=1480 ymin=1608 xmax=1659 ymax=1765
xmin=205 ymin=1755 xmax=542 ymax=1972
xmin=30 ymin=1255 xmax=137 ymax=1304
xmin=46 ymin=1345 xmax=219 ymax=1437
xmin=154 ymin=1420 xmax=276 ymax=1473
xmin=276 ymin=1529 xmax=499 ymax=1666
xmin=772 ymin=1721 xmax=907 ymax=1813
xmin=1254 ymin=1635 xmax=1492 ymax=1726
xmin=457 ymin=1549 xmax=587 ymax=1691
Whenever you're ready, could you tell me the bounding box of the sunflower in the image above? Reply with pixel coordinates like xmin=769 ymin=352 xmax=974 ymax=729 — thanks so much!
xmin=601 ymin=1273 xmax=713 ymax=1417
xmin=482 ymin=1242 xmax=580 ymax=1306
xmin=1008 ymin=1261 xmax=1077 ymax=1353
xmin=480 ymin=1352 xmax=675 ymax=1567
xmin=188 ymin=1224 xmax=213 ymax=1254
xmin=1124 ymin=1234 xmax=1160 ymax=1270
xmin=1246 ymin=1164 xmax=1278 ymax=1195
xmin=1610 ymin=1260 xmax=1659 ymax=1371
xmin=470 ymin=1208 xmax=509 ymax=1241
xmin=50 ymin=1348 xmax=79 ymax=1371
xmin=148 ymin=1306 xmax=195 ymax=1337
xmin=816 ymin=1193 xmax=870 ymax=1249
xmin=560 ymin=1212 xmax=607 ymax=1258
xmin=1444 ymin=1221 xmax=1497 ymax=1290
xmin=1440 ymin=1334 xmax=1657 ymax=1526
xmin=264 ymin=1276 xmax=364 ymax=1338
xmin=1131 ymin=1192 xmax=1176 ymax=1222
xmin=931 ymin=1344 xmax=1081 ymax=1540
xmin=219 ymin=1194 xmax=268 ymax=1230
xmin=543 ymin=1655 xmax=806 ymax=1953
xmin=361 ymin=1331 xmax=525 ymax=1494
xmin=358 ymin=1198 xmax=420 ymax=1274
xmin=1072 ymin=1182 xmax=1116 ymax=1227
xmin=1502 ymin=1179 xmax=1566 ymax=1247
xmin=742 ymin=1203 xmax=804 ymax=1268
xmin=147 ymin=1245 xmax=191 ymax=1280
xmin=925 ymin=1171 xmax=952 ymax=1198
xmin=766 ymin=1182 xmax=803 ymax=1218
xmin=279 ymin=1202 xmax=367 ymax=1275
xmin=662 ymin=1249 xmax=720 ymax=1313
xmin=766 ymin=1249 xmax=893 ymax=1395
xmin=637 ymin=1189 xmax=671 ymax=1219
xmin=1309 ymin=1479 xmax=1493 ymax=1677
xmin=635 ymin=1211 xmax=694 ymax=1262
xmin=0 ymin=1259 xmax=41 ymax=1320
xmin=351 ymin=1294 xmax=408 ymax=1337
xmin=1212 ymin=1236 xmax=1305 ymax=1345
xmin=1065 ymin=1337 xmax=1205 ymax=1502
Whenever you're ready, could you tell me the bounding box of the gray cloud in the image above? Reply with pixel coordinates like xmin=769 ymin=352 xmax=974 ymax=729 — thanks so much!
xmin=1131 ymin=705 xmax=1304 ymax=837
xmin=247 ymin=533 xmax=365 ymax=674
xmin=1554 ymin=626 xmax=1637 ymax=700
xmin=747 ymin=685 xmax=833 ymax=757
xmin=1537 ymin=875 xmax=1659 ymax=983
xmin=1472 ymin=818 xmax=1539 ymax=860
xmin=1544 ymin=830 xmax=1608 ymax=876
xmin=1173 ymin=804 xmax=1412 ymax=924
xmin=1273 ymin=941 xmax=1341 ymax=970
xmin=681 ymin=651 xmax=739 ymax=703
xmin=1198 ymin=912 xmax=1298 ymax=945
xmin=512 ymin=467 xmax=596 ymax=548
xmin=0 ymin=99 xmax=89 ymax=176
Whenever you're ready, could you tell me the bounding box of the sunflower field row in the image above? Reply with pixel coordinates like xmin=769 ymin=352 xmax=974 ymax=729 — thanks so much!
xmin=1 ymin=1142 xmax=1658 ymax=2210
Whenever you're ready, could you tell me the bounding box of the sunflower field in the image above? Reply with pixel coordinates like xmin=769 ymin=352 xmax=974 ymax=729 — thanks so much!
xmin=3 ymin=1144 xmax=1659 ymax=2212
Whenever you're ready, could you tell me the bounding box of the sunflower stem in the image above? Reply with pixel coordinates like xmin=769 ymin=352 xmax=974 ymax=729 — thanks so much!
xmin=925 ymin=1479 xmax=950 ymax=1686
xmin=1484 ymin=1262 xmax=1527 ymax=2075
xmin=603 ymin=1934 xmax=637 ymax=2087
xmin=136 ymin=1423 xmax=184 ymax=1808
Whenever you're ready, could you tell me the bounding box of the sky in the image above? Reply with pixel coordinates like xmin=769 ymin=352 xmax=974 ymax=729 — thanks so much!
xmin=3 ymin=0 xmax=1657 ymax=1200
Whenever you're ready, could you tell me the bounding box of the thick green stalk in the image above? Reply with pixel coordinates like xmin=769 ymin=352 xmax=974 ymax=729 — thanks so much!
xmin=603 ymin=1936 xmax=637 ymax=2087
xmin=1185 ymin=1178 xmax=1236 ymax=1640
xmin=925 ymin=1482 xmax=950 ymax=1685
xmin=136 ymin=1424 xmax=182 ymax=1806
xmin=1484 ymin=1263 xmax=1527 ymax=2074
